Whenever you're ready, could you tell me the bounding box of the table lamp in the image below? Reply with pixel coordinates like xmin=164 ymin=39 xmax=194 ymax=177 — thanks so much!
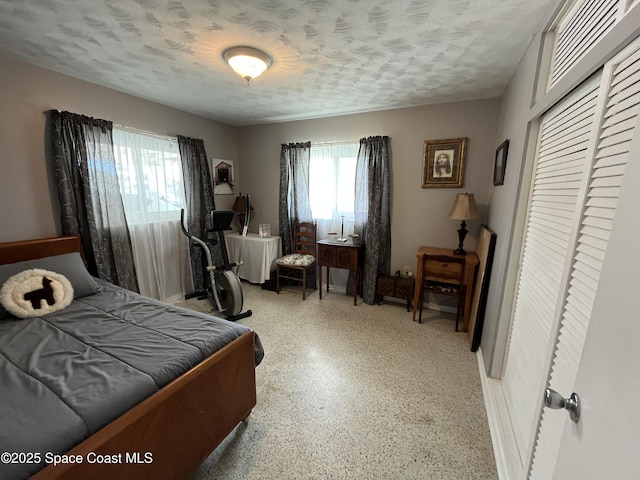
xmin=232 ymin=193 xmax=254 ymax=228
xmin=447 ymin=193 xmax=481 ymax=255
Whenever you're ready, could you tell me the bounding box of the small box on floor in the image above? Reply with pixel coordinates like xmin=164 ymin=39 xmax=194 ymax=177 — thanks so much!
xmin=376 ymin=271 xmax=415 ymax=311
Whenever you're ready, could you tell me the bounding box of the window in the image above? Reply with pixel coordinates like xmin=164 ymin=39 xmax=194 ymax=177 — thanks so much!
xmin=309 ymin=142 xmax=359 ymax=224
xmin=111 ymin=127 xmax=191 ymax=302
xmin=308 ymin=141 xmax=359 ymax=290
xmin=112 ymin=128 xmax=186 ymax=224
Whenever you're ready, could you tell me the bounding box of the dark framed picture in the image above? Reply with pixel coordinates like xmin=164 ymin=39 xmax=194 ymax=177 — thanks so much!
xmin=212 ymin=158 xmax=235 ymax=195
xmin=493 ymin=140 xmax=509 ymax=186
xmin=422 ymin=137 xmax=468 ymax=188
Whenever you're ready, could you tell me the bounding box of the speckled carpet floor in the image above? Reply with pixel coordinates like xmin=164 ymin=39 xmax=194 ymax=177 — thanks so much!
xmin=179 ymin=282 xmax=498 ymax=480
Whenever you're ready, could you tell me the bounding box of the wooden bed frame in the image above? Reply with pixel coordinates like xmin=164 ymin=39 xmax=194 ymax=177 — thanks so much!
xmin=0 ymin=236 xmax=257 ymax=480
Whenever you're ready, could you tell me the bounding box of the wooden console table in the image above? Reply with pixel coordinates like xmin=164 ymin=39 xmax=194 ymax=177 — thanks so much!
xmin=317 ymin=239 xmax=364 ymax=306
xmin=412 ymin=246 xmax=478 ymax=331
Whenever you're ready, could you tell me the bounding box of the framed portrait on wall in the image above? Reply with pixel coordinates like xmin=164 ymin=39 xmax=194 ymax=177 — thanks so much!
xmin=422 ymin=137 xmax=468 ymax=188
xmin=493 ymin=140 xmax=509 ymax=186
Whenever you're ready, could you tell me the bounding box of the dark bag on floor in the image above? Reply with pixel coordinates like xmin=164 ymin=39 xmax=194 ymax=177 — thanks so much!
xmin=376 ymin=271 xmax=415 ymax=311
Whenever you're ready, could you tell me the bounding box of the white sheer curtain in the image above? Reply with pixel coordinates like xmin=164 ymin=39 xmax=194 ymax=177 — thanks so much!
xmin=112 ymin=127 xmax=193 ymax=302
xmin=309 ymin=142 xmax=359 ymax=291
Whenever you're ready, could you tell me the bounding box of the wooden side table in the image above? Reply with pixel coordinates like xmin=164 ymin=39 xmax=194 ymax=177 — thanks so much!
xmin=412 ymin=246 xmax=479 ymax=331
xmin=317 ymin=239 xmax=364 ymax=306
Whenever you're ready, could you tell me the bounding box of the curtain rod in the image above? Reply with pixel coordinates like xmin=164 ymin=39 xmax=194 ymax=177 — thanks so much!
xmin=43 ymin=112 xmax=178 ymax=143
xmin=113 ymin=124 xmax=177 ymax=142
xmin=313 ymin=139 xmax=359 ymax=146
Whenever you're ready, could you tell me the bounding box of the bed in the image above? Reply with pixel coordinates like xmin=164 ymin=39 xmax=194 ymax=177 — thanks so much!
xmin=0 ymin=236 xmax=264 ymax=480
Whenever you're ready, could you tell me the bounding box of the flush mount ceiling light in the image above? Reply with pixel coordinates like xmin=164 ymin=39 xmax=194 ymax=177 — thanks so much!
xmin=223 ymin=46 xmax=272 ymax=85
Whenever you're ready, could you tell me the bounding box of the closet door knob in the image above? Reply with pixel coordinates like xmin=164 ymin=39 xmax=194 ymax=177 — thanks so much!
xmin=544 ymin=388 xmax=581 ymax=423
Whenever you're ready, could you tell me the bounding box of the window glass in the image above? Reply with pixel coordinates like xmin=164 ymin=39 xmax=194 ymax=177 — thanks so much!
xmin=112 ymin=129 xmax=186 ymax=224
xmin=309 ymin=142 xmax=359 ymax=224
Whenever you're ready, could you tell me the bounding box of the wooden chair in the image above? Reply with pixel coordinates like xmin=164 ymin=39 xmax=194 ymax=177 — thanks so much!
xmin=418 ymin=254 xmax=466 ymax=331
xmin=276 ymin=221 xmax=317 ymax=300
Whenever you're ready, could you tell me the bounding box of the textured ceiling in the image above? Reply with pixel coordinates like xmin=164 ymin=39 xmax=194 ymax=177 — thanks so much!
xmin=0 ymin=0 xmax=559 ymax=126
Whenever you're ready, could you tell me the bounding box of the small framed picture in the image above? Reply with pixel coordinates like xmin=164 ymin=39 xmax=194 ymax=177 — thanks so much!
xmin=422 ymin=137 xmax=468 ymax=188
xmin=212 ymin=159 xmax=234 ymax=195
xmin=493 ymin=140 xmax=509 ymax=186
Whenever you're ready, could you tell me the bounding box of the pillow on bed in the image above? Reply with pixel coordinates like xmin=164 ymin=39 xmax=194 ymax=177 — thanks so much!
xmin=0 ymin=269 xmax=74 ymax=318
xmin=0 ymin=253 xmax=98 ymax=320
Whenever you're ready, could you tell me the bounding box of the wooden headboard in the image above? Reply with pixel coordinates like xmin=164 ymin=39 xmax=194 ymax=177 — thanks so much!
xmin=0 ymin=236 xmax=82 ymax=265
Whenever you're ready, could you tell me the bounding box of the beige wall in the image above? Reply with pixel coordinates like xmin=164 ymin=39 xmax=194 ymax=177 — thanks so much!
xmin=237 ymin=99 xmax=501 ymax=274
xmin=0 ymin=54 xmax=238 ymax=243
xmin=1 ymin=52 xmax=501 ymax=301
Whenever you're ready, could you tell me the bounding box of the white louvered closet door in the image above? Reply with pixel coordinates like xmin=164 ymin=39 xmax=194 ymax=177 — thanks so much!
xmin=501 ymin=73 xmax=602 ymax=464
xmin=547 ymin=0 xmax=619 ymax=89
xmin=530 ymin=38 xmax=640 ymax=480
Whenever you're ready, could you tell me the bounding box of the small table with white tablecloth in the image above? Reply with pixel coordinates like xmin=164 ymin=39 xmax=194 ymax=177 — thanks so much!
xmin=225 ymin=232 xmax=282 ymax=284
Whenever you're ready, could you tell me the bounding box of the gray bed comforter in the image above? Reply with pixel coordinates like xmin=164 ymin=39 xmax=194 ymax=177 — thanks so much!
xmin=0 ymin=280 xmax=263 ymax=480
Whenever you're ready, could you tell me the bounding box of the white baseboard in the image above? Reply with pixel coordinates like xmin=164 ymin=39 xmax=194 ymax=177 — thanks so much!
xmin=477 ymin=347 xmax=525 ymax=480
xmin=325 ymin=283 xmax=347 ymax=295
xmin=423 ymin=301 xmax=456 ymax=315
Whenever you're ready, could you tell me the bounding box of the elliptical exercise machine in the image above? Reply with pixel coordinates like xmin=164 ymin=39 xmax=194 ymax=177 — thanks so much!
xmin=180 ymin=195 xmax=252 ymax=321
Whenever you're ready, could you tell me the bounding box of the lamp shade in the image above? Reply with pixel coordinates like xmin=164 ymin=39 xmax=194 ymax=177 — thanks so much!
xmin=232 ymin=193 xmax=254 ymax=229
xmin=447 ymin=193 xmax=481 ymax=220
xmin=232 ymin=194 xmax=254 ymax=214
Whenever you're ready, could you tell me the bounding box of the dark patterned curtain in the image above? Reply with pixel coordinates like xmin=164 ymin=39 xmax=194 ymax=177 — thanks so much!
xmin=50 ymin=110 xmax=139 ymax=292
xmin=278 ymin=142 xmax=313 ymax=255
xmin=354 ymin=136 xmax=391 ymax=304
xmin=178 ymin=135 xmax=217 ymax=294
xmin=279 ymin=142 xmax=316 ymax=289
